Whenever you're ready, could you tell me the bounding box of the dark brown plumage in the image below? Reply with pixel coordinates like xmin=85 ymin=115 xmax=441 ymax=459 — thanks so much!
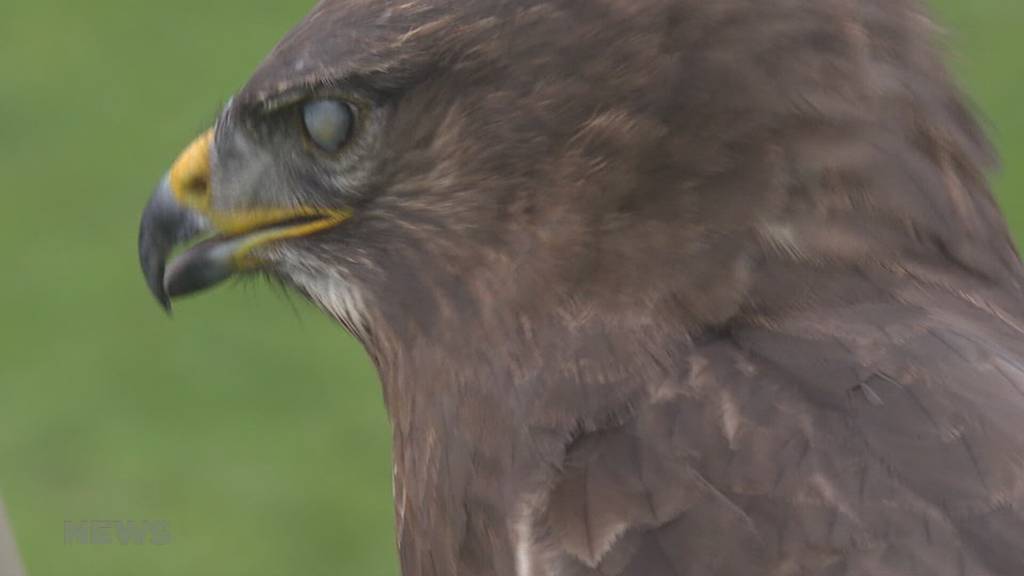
xmin=139 ymin=0 xmax=1024 ymax=574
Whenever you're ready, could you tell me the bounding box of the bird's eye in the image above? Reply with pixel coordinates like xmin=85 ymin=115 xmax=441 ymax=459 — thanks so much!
xmin=302 ymin=99 xmax=355 ymax=153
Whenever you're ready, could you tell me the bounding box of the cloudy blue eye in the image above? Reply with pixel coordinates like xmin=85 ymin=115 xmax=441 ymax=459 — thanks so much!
xmin=302 ymin=99 xmax=354 ymax=152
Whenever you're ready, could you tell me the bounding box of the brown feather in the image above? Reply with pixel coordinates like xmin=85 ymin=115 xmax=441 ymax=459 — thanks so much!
xmin=224 ymin=0 xmax=1024 ymax=574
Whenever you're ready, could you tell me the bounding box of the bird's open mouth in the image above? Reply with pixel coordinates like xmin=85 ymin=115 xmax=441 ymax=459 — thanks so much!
xmin=138 ymin=129 xmax=351 ymax=310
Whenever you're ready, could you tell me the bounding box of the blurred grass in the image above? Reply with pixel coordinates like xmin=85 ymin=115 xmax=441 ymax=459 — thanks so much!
xmin=0 ymin=1 xmax=394 ymax=575
xmin=0 ymin=1 xmax=1020 ymax=575
xmin=931 ymin=0 xmax=1024 ymax=234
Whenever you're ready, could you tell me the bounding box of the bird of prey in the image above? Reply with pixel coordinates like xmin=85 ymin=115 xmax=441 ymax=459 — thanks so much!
xmin=138 ymin=0 xmax=1024 ymax=574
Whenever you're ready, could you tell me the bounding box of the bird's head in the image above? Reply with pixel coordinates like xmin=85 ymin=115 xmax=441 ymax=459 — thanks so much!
xmin=140 ymin=0 xmax=773 ymax=346
xmin=139 ymin=0 xmax=1015 ymax=352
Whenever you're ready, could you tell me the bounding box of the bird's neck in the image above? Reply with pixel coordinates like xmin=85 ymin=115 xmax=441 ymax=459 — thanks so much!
xmin=361 ymin=298 xmax=698 ymax=573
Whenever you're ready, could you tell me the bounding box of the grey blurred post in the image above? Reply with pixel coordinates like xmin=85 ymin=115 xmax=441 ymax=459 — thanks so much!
xmin=0 ymin=499 xmax=26 ymax=576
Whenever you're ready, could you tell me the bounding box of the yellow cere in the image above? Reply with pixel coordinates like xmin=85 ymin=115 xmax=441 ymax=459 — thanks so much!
xmin=169 ymin=129 xmax=215 ymax=212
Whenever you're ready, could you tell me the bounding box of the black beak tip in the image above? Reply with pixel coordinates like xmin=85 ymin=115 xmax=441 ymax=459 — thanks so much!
xmin=139 ymin=241 xmax=173 ymax=314
xmin=139 ymin=174 xmax=206 ymax=315
xmin=154 ymin=285 xmax=173 ymax=314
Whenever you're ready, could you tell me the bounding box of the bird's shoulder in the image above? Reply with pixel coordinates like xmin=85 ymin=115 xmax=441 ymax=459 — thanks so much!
xmin=531 ymin=290 xmax=1024 ymax=576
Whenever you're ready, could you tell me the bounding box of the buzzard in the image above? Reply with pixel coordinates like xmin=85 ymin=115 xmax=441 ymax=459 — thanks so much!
xmin=138 ymin=0 xmax=1024 ymax=574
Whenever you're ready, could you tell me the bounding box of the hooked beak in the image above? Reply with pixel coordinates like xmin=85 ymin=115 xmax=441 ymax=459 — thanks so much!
xmin=138 ymin=129 xmax=350 ymax=311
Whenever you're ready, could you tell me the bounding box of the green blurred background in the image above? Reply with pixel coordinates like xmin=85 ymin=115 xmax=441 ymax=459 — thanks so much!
xmin=0 ymin=1 xmax=1020 ymax=575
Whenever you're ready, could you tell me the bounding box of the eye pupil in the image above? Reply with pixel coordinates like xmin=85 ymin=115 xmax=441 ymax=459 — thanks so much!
xmin=302 ymin=99 xmax=354 ymax=152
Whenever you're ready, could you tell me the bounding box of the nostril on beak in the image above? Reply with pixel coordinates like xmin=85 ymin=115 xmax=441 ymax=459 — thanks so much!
xmin=183 ymin=175 xmax=209 ymax=199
